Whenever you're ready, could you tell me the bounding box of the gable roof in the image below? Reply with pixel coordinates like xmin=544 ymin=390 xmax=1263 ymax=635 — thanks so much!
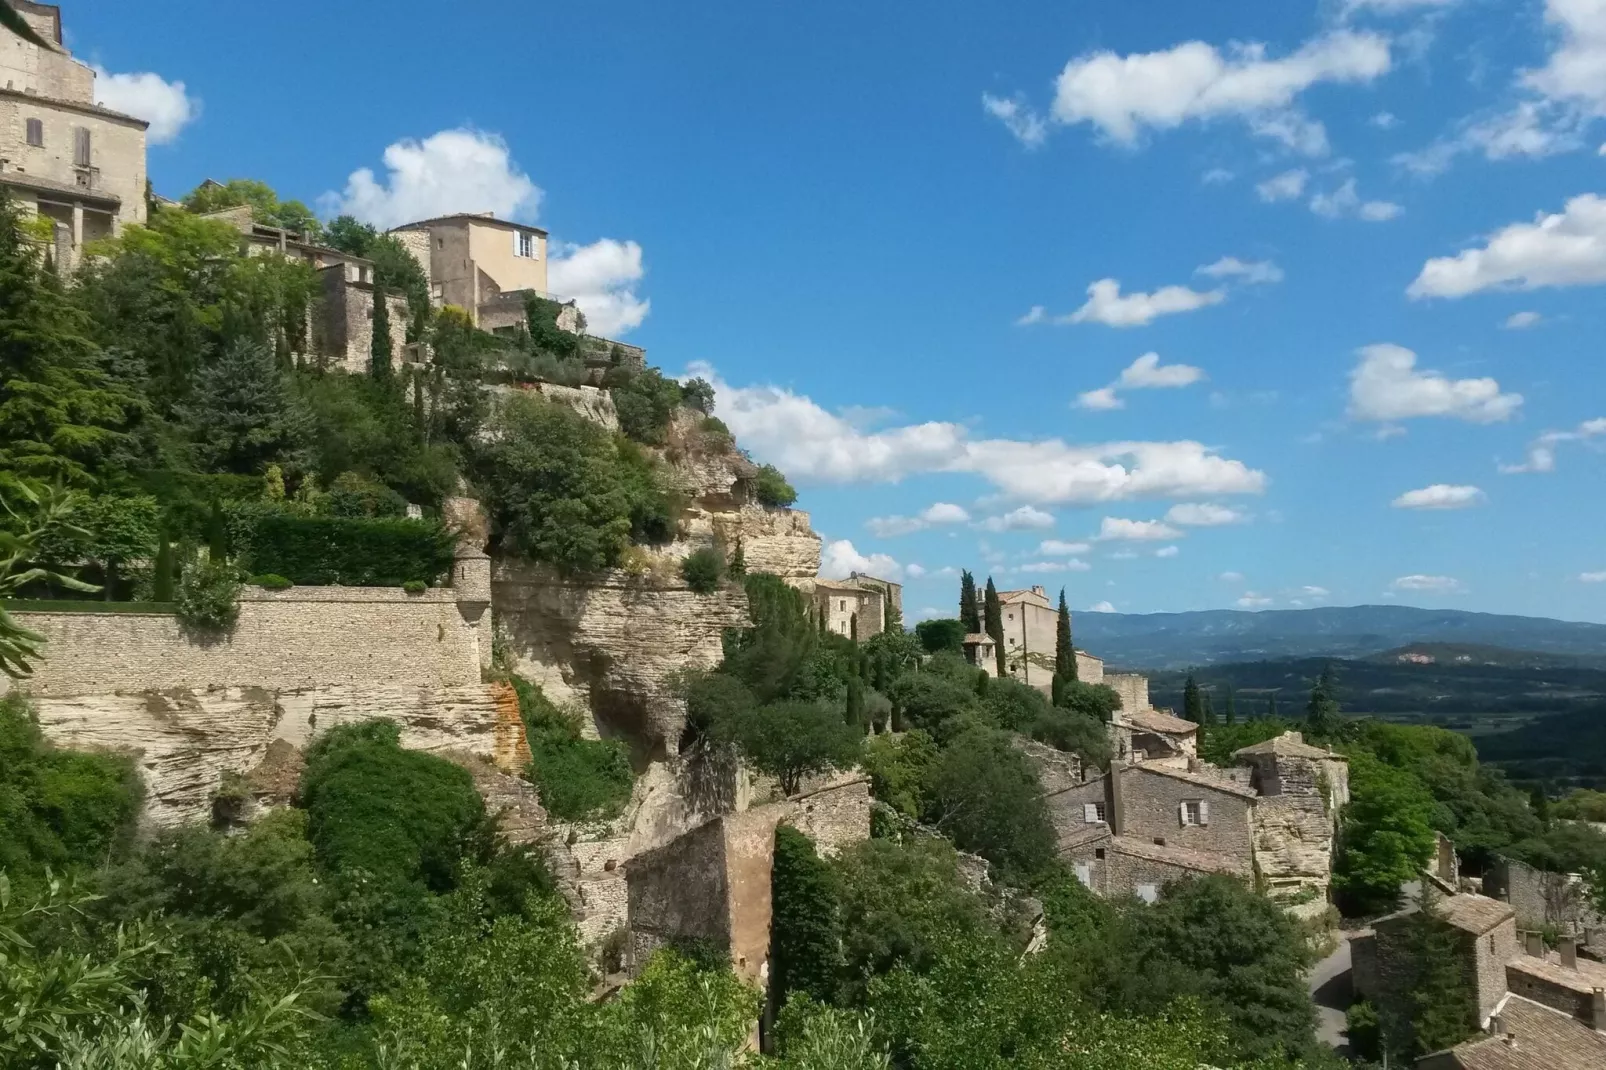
xmin=1110 ymin=836 xmax=1252 ymax=877
xmin=1436 ymin=995 xmax=1606 ymax=1070
xmin=390 ymin=212 xmax=548 ymax=235
xmin=1121 ymin=707 xmax=1199 ymax=736
xmin=1233 ymin=731 xmax=1344 ymax=761
xmin=1124 ymin=761 xmax=1259 ymax=801
xmin=1505 ymin=948 xmax=1606 ymax=996
xmin=1439 ymin=894 xmax=1516 ymax=935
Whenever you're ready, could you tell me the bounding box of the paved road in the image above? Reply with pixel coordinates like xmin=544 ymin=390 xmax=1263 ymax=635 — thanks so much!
xmin=1309 ymin=932 xmax=1353 ymax=1054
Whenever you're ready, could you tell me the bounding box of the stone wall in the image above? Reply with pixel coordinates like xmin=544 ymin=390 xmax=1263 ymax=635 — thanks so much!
xmin=1017 ymin=738 xmax=1090 ymax=795
xmin=318 ymin=267 xmax=409 ymax=374
xmin=7 ymin=585 xmax=485 ymax=698
xmin=624 ymin=816 xmax=730 ymax=967
xmin=1075 ymin=651 xmax=1104 ymax=685
xmin=1104 ymin=673 xmax=1149 ymax=715
xmin=1251 ymin=794 xmax=1335 ymax=897
xmin=1486 ymin=856 xmax=1606 ymax=942
xmin=1045 ymin=775 xmax=1111 ymax=847
xmin=1117 ymin=765 xmax=1255 ymax=867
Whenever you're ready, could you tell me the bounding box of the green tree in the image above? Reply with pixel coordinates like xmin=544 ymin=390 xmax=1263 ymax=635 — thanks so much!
xmin=885 ymin=671 xmax=982 ymax=741
xmin=0 ymin=194 xmax=140 ymax=488
xmin=722 ymin=572 xmax=820 ymax=703
xmin=181 ymin=178 xmax=321 ymax=239
xmin=925 ymin=728 xmax=1055 ymax=880
xmin=959 ymin=570 xmax=979 ymax=633
xmin=982 ymin=577 xmax=1005 ymax=678
xmin=1224 ymin=687 xmax=1237 ymax=726
xmin=78 ymin=495 xmax=159 ymax=599
xmin=1333 ymin=751 xmax=1437 ymax=915
xmin=861 ymin=729 xmax=939 ymax=818
xmin=846 ymin=673 xmax=866 ymax=731
xmin=183 ymin=339 xmax=310 ymax=476
xmin=1182 ymin=674 xmax=1203 ymax=723
xmin=1395 ymin=888 xmax=1479 ymax=1060
xmin=770 ymin=825 xmax=842 ymax=1008
xmin=1266 ymin=692 xmax=1279 ymax=719
xmin=754 ymin=463 xmax=798 ymax=508
xmin=681 ymin=545 xmax=725 ymax=593
xmin=713 ymin=699 xmax=863 ymax=796
xmin=914 ymin=617 xmax=965 ymax=654
xmin=371 ymin=282 xmax=394 ymax=379
xmin=1051 ymin=587 xmax=1076 ymax=706
xmin=1 ymin=485 xmax=100 ymax=677
xmin=1059 ymin=679 xmax=1123 ymax=724
xmin=1306 ymin=663 xmax=1341 ymax=740
xmin=1201 ymin=691 xmax=1216 ymax=727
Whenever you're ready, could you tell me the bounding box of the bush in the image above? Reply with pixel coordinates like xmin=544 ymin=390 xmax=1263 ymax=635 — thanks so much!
xmin=925 ymin=728 xmax=1056 ymax=881
xmin=681 ymin=546 xmax=725 ymax=593
xmin=245 ymin=514 xmax=454 ymax=587
xmin=699 ymin=415 xmax=733 ymax=450
xmin=607 ymin=366 xmax=684 ymax=445
xmin=403 ymin=579 xmax=427 ymax=594
xmin=250 ymin=573 xmax=293 ymax=590
xmin=753 ymin=463 xmax=797 ymax=508
xmin=914 ymin=617 xmax=966 ymax=654
xmin=325 ymin=471 xmax=409 ymax=518
xmin=510 ymin=676 xmax=634 ymax=822
xmin=713 ymin=699 xmax=864 ymax=797
xmin=177 ymin=557 xmax=241 ymax=633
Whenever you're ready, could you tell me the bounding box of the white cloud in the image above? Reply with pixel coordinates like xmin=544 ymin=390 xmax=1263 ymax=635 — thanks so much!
xmin=1392 ymin=574 xmax=1466 ymax=593
xmin=1039 ymin=539 xmax=1093 ymax=556
xmin=1393 ymin=102 xmax=1585 ymax=175
xmin=1096 ymin=517 xmax=1185 ymax=541
xmin=1347 ymin=343 xmax=1522 ymax=423
xmin=1075 ymin=387 xmax=1125 ymax=411
xmin=977 ymin=506 xmax=1057 ymax=532
xmin=1309 ymin=178 xmax=1403 ymax=221
xmin=1523 ymin=0 xmax=1606 ymax=116
xmin=820 ymin=539 xmax=903 ymax=581
xmin=1580 ymin=571 xmax=1606 ymax=583
xmin=1088 ymin=601 xmax=1118 ymax=613
xmin=866 ymin=502 xmax=972 ymax=537
xmin=1220 ymin=571 xmax=1246 ymax=582
xmin=1202 ymin=167 xmax=1236 ymax=184
xmin=1504 ymin=310 xmax=1543 ymax=329
xmin=1500 ymin=416 xmax=1606 ymax=473
xmin=1409 ymin=194 xmax=1606 ymax=298
xmin=1165 ymin=502 xmax=1246 ymax=526
xmin=1370 ymin=111 xmax=1401 ymax=129
xmin=1066 ymin=278 xmax=1225 ymax=327
xmin=1256 ymin=168 xmax=1309 ymax=201
xmin=549 ymin=239 xmax=650 ymax=337
xmin=1017 ymin=305 xmax=1048 ymax=326
xmin=982 ymin=93 xmax=1049 ymax=147
xmin=1196 ymin=256 xmax=1284 ymax=284
xmin=93 ymin=68 xmax=197 ymax=144
xmin=1155 ymin=545 xmax=1181 ymax=558
xmin=1119 ymin=352 xmax=1207 ymax=388
xmin=905 ymin=563 xmax=928 ymax=579
xmin=1391 ymin=484 xmax=1487 ymax=509
xmin=1342 ymin=0 xmax=1462 ymax=12
xmin=1237 ymin=592 xmax=1275 ymax=608
xmin=688 ymin=364 xmax=1266 ymax=503
xmin=1015 ymin=559 xmax=1092 ymax=573
xmin=322 ymin=128 xmax=542 ymax=230
xmin=1295 ymin=585 xmax=1331 ymax=598
xmin=1048 ymin=31 xmax=1390 ymax=149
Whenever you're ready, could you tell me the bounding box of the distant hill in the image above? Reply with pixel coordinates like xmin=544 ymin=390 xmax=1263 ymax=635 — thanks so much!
xmin=1074 ymin=605 xmax=1606 ymax=670
xmin=1476 ymin=707 xmax=1606 ymax=787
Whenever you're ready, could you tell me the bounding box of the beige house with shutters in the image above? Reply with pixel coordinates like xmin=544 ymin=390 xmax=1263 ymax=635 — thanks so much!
xmin=389 ymin=213 xmax=552 ymax=332
xmin=0 ymin=2 xmax=147 ymax=269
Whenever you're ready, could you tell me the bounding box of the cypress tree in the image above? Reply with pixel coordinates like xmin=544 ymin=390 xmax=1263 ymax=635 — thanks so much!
xmin=959 ymin=570 xmax=980 ymax=633
xmin=1224 ymin=687 xmax=1238 ymax=726
xmin=1267 ymin=692 xmax=1279 ymax=719
xmin=205 ymin=499 xmax=228 ymax=562
xmin=768 ymin=825 xmax=842 ymax=1010
xmin=370 ymin=283 xmax=393 ymax=378
xmin=152 ymin=539 xmax=175 ymax=602
xmin=983 ymin=577 xmax=1005 ymax=678
xmin=1396 ymin=887 xmax=1479 ymax=1058
xmin=1307 ymin=663 xmax=1341 ymax=739
xmin=1201 ymin=692 xmax=1216 ymax=727
xmin=849 ymin=612 xmax=858 ymax=643
xmin=1182 ymin=674 xmax=1204 ymax=723
xmin=845 ymin=673 xmax=865 ymax=731
xmin=728 ymin=538 xmax=746 ymax=577
xmin=1051 ymin=587 xmax=1076 ymax=706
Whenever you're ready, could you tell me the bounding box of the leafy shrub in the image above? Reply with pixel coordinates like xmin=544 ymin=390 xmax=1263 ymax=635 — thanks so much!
xmin=681 ymin=377 xmax=716 ymax=415
xmin=324 ymin=471 xmax=408 ymax=518
xmin=249 ymin=573 xmax=293 ymax=590
xmin=698 ymin=416 xmax=733 ymax=450
xmin=753 ymin=463 xmax=797 ymax=508
xmin=712 ymin=699 xmax=863 ymax=797
xmin=510 ymin=676 xmax=634 ymax=822
xmin=925 ymin=728 xmax=1056 ymax=880
xmin=403 ymin=579 xmax=428 ymax=594
xmin=770 ymin=825 xmax=842 ymax=1006
xmin=176 ymin=557 xmax=241 ymax=633
xmin=607 ymin=366 xmax=684 ymax=445
xmin=245 ymin=514 xmax=454 ymax=587
xmin=681 ymin=546 xmax=725 ymax=593
xmin=299 ymin=720 xmax=487 ymax=893
xmin=914 ymin=617 xmax=966 ymax=654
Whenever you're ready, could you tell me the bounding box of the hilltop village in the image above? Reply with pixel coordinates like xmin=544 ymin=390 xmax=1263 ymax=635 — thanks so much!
xmin=2 ymin=4 xmax=1605 ymax=1068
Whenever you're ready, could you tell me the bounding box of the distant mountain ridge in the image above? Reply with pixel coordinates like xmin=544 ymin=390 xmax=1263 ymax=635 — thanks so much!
xmin=1073 ymin=604 xmax=1606 ymax=670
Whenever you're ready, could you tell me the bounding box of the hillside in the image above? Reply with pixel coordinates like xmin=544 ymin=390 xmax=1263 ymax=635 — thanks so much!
xmin=1077 ymin=604 xmax=1606 ymax=669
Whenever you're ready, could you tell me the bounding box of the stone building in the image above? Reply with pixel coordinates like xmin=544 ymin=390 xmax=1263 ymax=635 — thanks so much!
xmin=389 ymin=212 xmax=550 ymax=330
xmin=197 ymin=199 xmax=409 ymax=373
xmin=1235 ymin=731 xmax=1350 ymax=898
xmin=810 ymin=574 xmax=896 ymax=640
xmin=1416 ymin=993 xmax=1606 ymax=1070
xmin=1109 ymin=706 xmax=1199 ymax=766
xmin=1352 ymin=894 xmax=1521 ymax=1032
xmin=0 ymin=2 xmax=147 ymax=270
xmin=1484 ymin=855 xmax=1605 ymax=955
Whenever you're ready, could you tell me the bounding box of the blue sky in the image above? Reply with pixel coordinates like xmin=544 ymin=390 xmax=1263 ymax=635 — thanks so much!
xmin=75 ymin=0 xmax=1606 ymax=622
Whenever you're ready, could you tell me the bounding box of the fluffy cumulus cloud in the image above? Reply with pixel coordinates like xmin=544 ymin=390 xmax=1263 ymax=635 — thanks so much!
xmin=1523 ymin=0 xmax=1606 ymax=116
xmin=1067 ymin=278 xmax=1225 ymax=328
xmin=1347 ymin=344 xmax=1522 ymax=423
xmin=1155 ymin=545 xmax=1180 ymax=558
xmin=1392 ymin=574 xmax=1467 ymax=594
xmin=548 ymin=239 xmax=650 ymax=337
xmin=1196 ymin=256 xmax=1284 ymax=284
xmin=1500 ymin=416 xmax=1606 ymax=473
xmin=1038 ymin=539 xmax=1092 ymax=556
xmin=1408 ymin=194 xmax=1606 ymax=298
xmin=982 ymin=93 xmax=1049 ymax=147
xmin=323 ymin=129 xmax=542 ymax=230
xmin=1504 ymin=311 xmax=1543 ymax=329
xmin=1165 ymin=502 xmax=1246 ymax=526
xmin=93 ymin=67 xmax=197 ymax=144
xmin=1088 ymin=600 xmax=1118 ymax=613
xmin=1256 ymin=168 xmax=1310 ymax=201
xmin=1096 ymin=517 xmax=1184 ymax=541
xmin=977 ymin=506 xmax=1056 ymax=532
xmin=687 ymin=363 xmax=1267 ymax=504
xmin=866 ymin=502 xmax=972 ymax=538
xmin=820 ymin=540 xmax=903 ymax=581
xmin=1043 ymin=31 xmax=1390 ymax=151
xmin=1309 ymin=178 xmax=1403 ymax=221
xmin=1076 ymin=352 xmax=1207 ymax=410
xmin=1392 ymin=484 xmax=1487 ymax=509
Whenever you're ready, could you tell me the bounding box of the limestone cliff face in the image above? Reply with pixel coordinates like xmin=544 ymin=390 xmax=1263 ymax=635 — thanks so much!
xmin=1250 ymin=795 xmax=1336 ymax=898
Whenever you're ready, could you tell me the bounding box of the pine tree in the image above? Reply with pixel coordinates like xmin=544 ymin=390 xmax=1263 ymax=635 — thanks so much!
xmin=959 ymin=570 xmax=980 ymax=633
xmin=845 ymin=673 xmax=865 ymax=731
xmin=1201 ymin=692 xmax=1216 ymax=727
xmin=849 ymin=612 xmax=858 ymax=643
xmin=1224 ymin=687 xmax=1238 ymax=726
xmin=1051 ymin=587 xmax=1076 ymax=706
xmin=370 ymin=282 xmax=393 ymax=378
xmin=1182 ymin=673 xmax=1204 ymax=723
xmin=1396 ymin=887 xmax=1479 ymax=1059
xmin=184 ymin=338 xmax=310 ymax=475
xmin=1306 ymin=663 xmax=1341 ymax=740
xmin=983 ymin=577 xmax=1005 ymax=677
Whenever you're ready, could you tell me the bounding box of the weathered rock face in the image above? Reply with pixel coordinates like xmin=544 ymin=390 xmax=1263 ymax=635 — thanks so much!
xmin=1250 ymin=795 xmax=1335 ymax=897
xmin=31 ymin=683 xmax=536 ymax=833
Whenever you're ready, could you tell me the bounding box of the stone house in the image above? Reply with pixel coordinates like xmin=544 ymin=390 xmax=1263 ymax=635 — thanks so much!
xmin=197 ymin=199 xmax=409 ymax=373
xmin=388 ymin=212 xmax=551 ymax=331
xmin=1352 ymin=893 xmax=1521 ymax=1033
xmin=1484 ymin=855 xmax=1606 ymax=955
xmin=847 ymin=571 xmax=901 ymax=624
xmin=810 ymin=576 xmax=888 ymax=640
xmin=961 ymin=585 xmax=1106 ymax=697
xmin=0 ymin=2 xmax=147 ymax=270
xmin=1416 ymin=993 xmax=1606 ymax=1069
xmin=1234 ymin=731 xmax=1350 ymax=898
xmin=1109 ymin=705 xmax=1198 ymax=766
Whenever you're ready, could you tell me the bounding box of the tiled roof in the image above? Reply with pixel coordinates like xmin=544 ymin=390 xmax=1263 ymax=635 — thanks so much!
xmin=1057 ymin=825 xmax=1112 ymax=853
xmin=1110 ymin=836 xmax=1252 ymax=877
xmin=962 ymin=632 xmax=993 ymax=645
xmin=1439 ymin=995 xmax=1606 ymax=1070
xmin=390 ymin=212 xmax=548 ymax=235
xmin=1126 ymin=762 xmax=1259 ymax=800
xmin=1233 ymin=731 xmax=1345 ymax=761
xmin=1506 ymin=950 xmax=1606 ymax=995
xmin=1122 ymin=708 xmax=1199 ymax=735
xmin=1439 ymin=894 xmax=1516 ymax=935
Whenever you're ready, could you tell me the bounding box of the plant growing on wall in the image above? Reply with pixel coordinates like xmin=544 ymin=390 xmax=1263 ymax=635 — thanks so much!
xmin=0 ymin=485 xmax=98 ymax=678
xmin=681 ymin=546 xmax=725 ymax=593
xmin=175 ymin=556 xmax=241 ymax=635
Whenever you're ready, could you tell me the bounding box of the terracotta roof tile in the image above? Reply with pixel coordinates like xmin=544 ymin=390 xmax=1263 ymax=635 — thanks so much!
xmin=1440 ymin=995 xmax=1606 ymax=1070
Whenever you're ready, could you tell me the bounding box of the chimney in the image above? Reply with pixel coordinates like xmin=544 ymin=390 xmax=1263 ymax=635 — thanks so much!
xmin=1560 ymin=934 xmax=1577 ymax=969
xmin=1502 ymin=1032 xmax=1517 ymax=1049
xmin=1525 ymin=932 xmax=1544 ymax=958
xmin=1487 ymin=1012 xmax=1502 ymax=1036
xmin=1592 ymin=988 xmax=1605 ymax=1032
xmin=1108 ymin=762 xmax=1126 ymax=836
xmin=1188 ymin=757 xmax=1202 ymax=774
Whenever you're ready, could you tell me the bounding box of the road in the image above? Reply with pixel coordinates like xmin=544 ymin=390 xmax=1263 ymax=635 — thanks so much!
xmin=1309 ymin=932 xmax=1353 ymax=1055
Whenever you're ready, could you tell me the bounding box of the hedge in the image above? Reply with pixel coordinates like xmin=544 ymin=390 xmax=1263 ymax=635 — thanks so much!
xmin=245 ymin=515 xmax=455 ymax=587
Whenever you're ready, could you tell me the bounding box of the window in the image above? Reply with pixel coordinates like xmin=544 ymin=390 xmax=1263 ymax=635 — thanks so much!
xmin=1180 ymin=800 xmax=1209 ymax=826
xmin=1094 ymin=848 xmax=1106 ymax=860
xmin=73 ymin=127 xmax=90 ymax=167
xmin=25 ymin=118 xmax=42 ymax=147
xmin=1152 ymin=837 xmax=1166 ymax=846
xmin=839 ymin=600 xmax=846 ymax=611
xmin=1082 ymin=802 xmax=1106 ymax=824
xmin=515 ymin=230 xmax=537 ymax=258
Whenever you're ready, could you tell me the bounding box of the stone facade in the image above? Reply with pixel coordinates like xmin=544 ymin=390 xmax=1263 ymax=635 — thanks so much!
xmin=1505 ymin=947 xmax=1606 ymax=1028
xmin=1233 ymin=733 xmax=1350 ymax=897
xmin=812 ymin=578 xmax=886 ymax=641
xmin=1118 ymin=763 xmax=1257 ymax=866
xmin=1485 ymin=855 xmax=1606 ymax=951
xmin=388 ymin=212 xmax=548 ymax=327
xmin=0 ymin=2 xmax=147 ymax=269
xmin=317 ymin=263 xmax=410 ymax=374
xmin=1356 ymin=894 xmax=1519 ymax=1034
